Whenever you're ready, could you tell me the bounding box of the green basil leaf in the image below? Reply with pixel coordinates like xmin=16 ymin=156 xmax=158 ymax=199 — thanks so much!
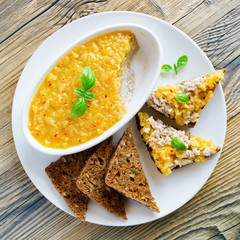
xmin=177 ymin=55 xmax=188 ymax=68
xmin=175 ymin=93 xmax=190 ymax=103
xmin=75 ymin=88 xmax=86 ymax=98
xmin=81 ymin=66 xmax=96 ymax=91
xmin=75 ymin=88 xmax=94 ymax=100
xmin=83 ymin=91 xmax=95 ymax=100
xmin=70 ymin=97 xmax=87 ymax=118
xmin=171 ymin=138 xmax=186 ymax=151
xmin=174 ymin=64 xmax=178 ymax=75
xmin=161 ymin=64 xmax=172 ymax=73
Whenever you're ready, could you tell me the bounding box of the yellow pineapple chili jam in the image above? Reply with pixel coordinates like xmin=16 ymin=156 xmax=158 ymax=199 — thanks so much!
xmin=28 ymin=31 xmax=135 ymax=149
xmin=153 ymin=70 xmax=225 ymax=125
xmin=138 ymin=112 xmax=220 ymax=176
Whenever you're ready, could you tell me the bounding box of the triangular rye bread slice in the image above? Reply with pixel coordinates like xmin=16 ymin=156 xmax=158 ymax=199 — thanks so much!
xmin=76 ymin=137 xmax=127 ymax=220
xmin=136 ymin=112 xmax=221 ymax=176
xmin=147 ymin=69 xmax=225 ymax=127
xmin=45 ymin=147 xmax=96 ymax=221
xmin=105 ymin=127 xmax=159 ymax=213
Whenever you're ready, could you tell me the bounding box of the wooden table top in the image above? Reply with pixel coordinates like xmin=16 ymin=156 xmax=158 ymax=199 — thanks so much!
xmin=1 ymin=1 xmax=239 ymax=239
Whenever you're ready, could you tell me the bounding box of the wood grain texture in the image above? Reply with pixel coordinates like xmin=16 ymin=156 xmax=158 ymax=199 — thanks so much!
xmin=0 ymin=0 xmax=239 ymax=239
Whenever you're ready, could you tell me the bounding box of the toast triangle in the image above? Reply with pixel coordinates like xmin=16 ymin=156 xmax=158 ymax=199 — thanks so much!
xmin=105 ymin=127 xmax=159 ymax=213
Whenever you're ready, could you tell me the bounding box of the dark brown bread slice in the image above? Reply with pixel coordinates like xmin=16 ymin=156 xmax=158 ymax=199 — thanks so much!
xmin=45 ymin=147 xmax=96 ymax=221
xmin=76 ymin=137 xmax=127 ymax=220
xmin=105 ymin=127 xmax=160 ymax=213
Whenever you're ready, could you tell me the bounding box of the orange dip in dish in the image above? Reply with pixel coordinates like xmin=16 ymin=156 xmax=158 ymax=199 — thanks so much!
xmin=28 ymin=31 xmax=136 ymax=149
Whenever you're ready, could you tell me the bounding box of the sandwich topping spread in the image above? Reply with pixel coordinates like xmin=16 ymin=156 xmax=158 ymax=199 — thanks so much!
xmin=137 ymin=112 xmax=220 ymax=176
xmin=147 ymin=69 xmax=225 ymax=126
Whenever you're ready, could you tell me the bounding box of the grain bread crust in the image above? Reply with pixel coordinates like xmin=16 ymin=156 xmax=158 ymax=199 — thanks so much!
xmin=45 ymin=147 xmax=96 ymax=221
xmin=136 ymin=113 xmax=221 ymax=175
xmin=76 ymin=137 xmax=127 ymax=220
xmin=136 ymin=114 xmax=162 ymax=173
xmin=105 ymin=127 xmax=159 ymax=213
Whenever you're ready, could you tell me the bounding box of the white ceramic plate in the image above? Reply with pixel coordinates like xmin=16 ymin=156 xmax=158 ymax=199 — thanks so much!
xmin=12 ymin=12 xmax=226 ymax=226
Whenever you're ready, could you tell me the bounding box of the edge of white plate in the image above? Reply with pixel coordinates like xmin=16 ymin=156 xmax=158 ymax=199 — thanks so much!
xmin=12 ymin=11 xmax=227 ymax=227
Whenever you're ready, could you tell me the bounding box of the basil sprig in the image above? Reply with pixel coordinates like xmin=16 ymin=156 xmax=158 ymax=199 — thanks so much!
xmin=75 ymin=88 xmax=95 ymax=100
xmin=161 ymin=64 xmax=172 ymax=73
xmin=70 ymin=66 xmax=96 ymax=118
xmin=81 ymin=66 xmax=96 ymax=90
xmin=171 ymin=138 xmax=186 ymax=151
xmin=71 ymin=98 xmax=87 ymax=118
xmin=175 ymin=93 xmax=189 ymax=103
xmin=173 ymin=64 xmax=178 ymax=75
xmin=177 ymin=55 xmax=188 ymax=68
xmin=161 ymin=55 xmax=188 ymax=75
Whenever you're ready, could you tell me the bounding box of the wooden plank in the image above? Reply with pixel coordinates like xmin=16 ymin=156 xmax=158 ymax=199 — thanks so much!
xmin=193 ymin=5 xmax=240 ymax=123
xmin=0 ymin=162 xmax=79 ymax=239
xmin=98 ymin=0 xmax=165 ymax=19
xmin=173 ymin=0 xmax=240 ymax=36
xmin=0 ymin=0 xmax=239 ymax=239
xmin=101 ymin=0 xmax=240 ymax=36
